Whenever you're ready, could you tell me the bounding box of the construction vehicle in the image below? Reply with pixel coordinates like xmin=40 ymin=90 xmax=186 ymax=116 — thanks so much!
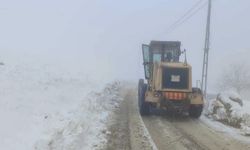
xmin=138 ymin=41 xmax=203 ymax=118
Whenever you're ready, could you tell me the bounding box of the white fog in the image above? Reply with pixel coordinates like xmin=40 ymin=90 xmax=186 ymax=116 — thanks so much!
xmin=0 ymin=0 xmax=250 ymax=149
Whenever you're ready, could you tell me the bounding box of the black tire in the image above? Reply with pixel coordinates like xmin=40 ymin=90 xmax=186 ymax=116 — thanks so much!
xmin=138 ymin=82 xmax=150 ymax=116
xmin=189 ymin=105 xmax=203 ymax=118
xmin=138 ymin=79 xmax=144 ymax=99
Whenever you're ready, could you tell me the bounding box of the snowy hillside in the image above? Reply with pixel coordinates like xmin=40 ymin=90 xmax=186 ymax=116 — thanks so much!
xmin=0 ymin=62 xmax=122 ymax=150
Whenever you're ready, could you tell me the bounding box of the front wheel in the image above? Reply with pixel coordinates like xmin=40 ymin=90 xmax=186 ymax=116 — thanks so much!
xmin=138 ymin=83 xmax=150 ymax=116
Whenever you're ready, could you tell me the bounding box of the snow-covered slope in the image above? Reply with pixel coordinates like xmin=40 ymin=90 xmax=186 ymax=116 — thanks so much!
xmin=205 ymin=90 xmax=250 ymax=136
xmin=0 ymin=63 xmax=122 ymax=150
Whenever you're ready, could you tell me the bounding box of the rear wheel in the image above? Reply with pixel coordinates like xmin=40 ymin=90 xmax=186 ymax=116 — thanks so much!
xmin=138 ymin=80 xmax=150 ymax=116
xmin=189 ymin=105 xmax=203 ymax=118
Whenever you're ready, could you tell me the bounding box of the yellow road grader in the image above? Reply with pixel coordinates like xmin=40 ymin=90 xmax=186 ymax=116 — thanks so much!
xmin=138 ymin=41 xmax=203 ymax=118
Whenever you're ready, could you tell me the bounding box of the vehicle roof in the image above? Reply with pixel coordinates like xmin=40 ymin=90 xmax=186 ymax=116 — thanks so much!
xmin=150 ymin=41 xmax=181 ymax=47
xmin=149 ymin=41 xmax=181 ymax=54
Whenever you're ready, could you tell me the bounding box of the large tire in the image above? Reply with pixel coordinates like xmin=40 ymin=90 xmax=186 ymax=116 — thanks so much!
xmin=138 ymin=81 xmax=150 ymax=116
xmin=189 ymin=105 xmax=203 ymax=118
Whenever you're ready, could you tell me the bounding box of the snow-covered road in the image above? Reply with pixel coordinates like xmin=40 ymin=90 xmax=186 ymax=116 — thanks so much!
xmin=104 ymin=86 xmax=250 ymax=150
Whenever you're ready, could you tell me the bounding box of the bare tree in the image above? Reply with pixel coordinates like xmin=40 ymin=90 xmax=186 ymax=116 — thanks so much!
xmin=218 ymin=63 xmax=250 ymax=93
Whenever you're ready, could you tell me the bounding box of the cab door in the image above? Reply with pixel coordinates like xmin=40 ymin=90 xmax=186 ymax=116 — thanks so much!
xmin=142 ymin=44 xmax=151 ymax=79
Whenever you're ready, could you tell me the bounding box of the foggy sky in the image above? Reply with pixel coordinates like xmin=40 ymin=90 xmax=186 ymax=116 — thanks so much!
xmin=0 ymin=0 xmax=250 ymax=92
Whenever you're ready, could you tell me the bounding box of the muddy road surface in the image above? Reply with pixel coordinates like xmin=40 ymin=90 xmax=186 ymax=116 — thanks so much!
xmin=104 ymin=87 xmax=250 ymax=150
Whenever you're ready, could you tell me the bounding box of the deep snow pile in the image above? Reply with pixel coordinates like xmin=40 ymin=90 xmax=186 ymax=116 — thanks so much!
xmin=205 ymin=91 xmax=250 ymax=136
xmin=0 ymin=63 xmax=123 ymax=150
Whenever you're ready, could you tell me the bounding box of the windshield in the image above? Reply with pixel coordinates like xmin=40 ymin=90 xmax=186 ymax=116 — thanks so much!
xmin=153 ymin=53 xmax=161 ymax=62
xmin=152 ymin=49 xmax=180 ymax=62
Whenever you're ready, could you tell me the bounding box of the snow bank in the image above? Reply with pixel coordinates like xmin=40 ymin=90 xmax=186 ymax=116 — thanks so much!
xmin=0 ymin=63 xmax=123 ymax=150
xmin=205 ymin=90 xmax=250 ymax=136
xmin=35 ymin=82 xmax=122 ymax=150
